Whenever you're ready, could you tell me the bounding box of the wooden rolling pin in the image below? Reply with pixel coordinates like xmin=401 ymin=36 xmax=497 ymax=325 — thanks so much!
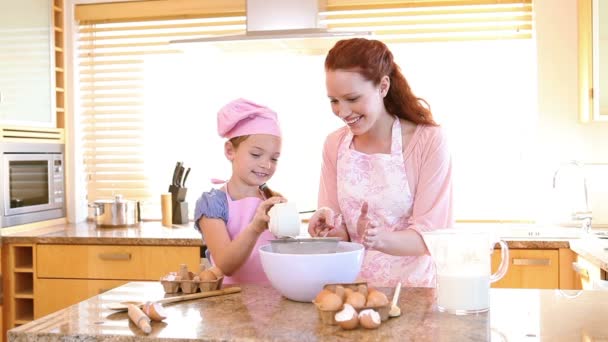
xmin=128 ymin=304 xmax=152 ymax=334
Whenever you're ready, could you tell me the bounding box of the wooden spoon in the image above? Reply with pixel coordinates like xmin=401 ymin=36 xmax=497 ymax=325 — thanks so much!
xmin=106 ymin=287 xmax=241 ymax=311
xmin=389 ymin=282 xmax=402 ymax=317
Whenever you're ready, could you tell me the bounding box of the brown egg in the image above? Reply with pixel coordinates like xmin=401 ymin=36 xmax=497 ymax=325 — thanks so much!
xmin=142 ymin=302 xmax=167 ymax=321
xmin=359 ymin=309 xmax=381 ymax=329
xmin=345 ymin=291 xmax=366 ymax=309
xmin=334 ymin=285 xmax=345 ymax=301
xmin=344 ymin=288 xmax=354 ymax=297
xmin=317 ymin=292 xmax=343 ymax=311
xmin=314 ymin=289 xmax=334 ymax=304
xmin=357 ymin=284 xmax=368 ymax=298
xmin=207 ymin=266 xmax=224 ymax=279
xmin=366 ymin=290 xmax=389 ymax=307
xmin=335 ymin=304 xmax=358 ymax=330
xmin=199 ymin=270 xmax=216 ymax=281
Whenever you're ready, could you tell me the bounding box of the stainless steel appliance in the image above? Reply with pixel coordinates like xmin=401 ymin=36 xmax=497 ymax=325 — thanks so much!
xmin=89 ymin=195 xmax=141 ymax=228
xmin=0 ymin=142 xmax=65 ymax=227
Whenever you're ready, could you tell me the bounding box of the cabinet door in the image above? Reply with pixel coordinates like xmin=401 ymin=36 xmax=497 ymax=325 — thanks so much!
xmin=35 ymin=278 xmax=128 ymax=318
xmin=0 ymin=0 xmax=55 ymax=126
xmin=491 ymin=249 xmax=559 ymax=289
xmin=37 ymin=245 xmax=200 ymax=280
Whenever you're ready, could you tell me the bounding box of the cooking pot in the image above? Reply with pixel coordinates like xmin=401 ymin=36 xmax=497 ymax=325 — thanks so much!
xmin=88 ymin=195 xmax=141 ymax=228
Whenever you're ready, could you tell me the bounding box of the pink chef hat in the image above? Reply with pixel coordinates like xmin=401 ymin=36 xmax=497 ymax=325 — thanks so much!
xmin=217 ymin=98 xmax=281 ymax=139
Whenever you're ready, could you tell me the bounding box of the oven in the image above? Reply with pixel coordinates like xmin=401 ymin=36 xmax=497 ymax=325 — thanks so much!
xmin=0 ymin=142 xmax=65 ymax=227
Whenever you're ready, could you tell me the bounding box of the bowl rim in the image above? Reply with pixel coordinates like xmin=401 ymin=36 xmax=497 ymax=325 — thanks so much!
xmin=259 ymin=241 xmax=364 ymax=256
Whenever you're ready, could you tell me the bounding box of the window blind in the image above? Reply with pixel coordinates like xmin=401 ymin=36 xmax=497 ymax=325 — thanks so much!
xmin=76 ymin=0 xmax=533 ymax=209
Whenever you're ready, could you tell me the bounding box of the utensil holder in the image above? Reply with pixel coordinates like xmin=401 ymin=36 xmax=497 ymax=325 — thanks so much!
xmin=173 ymin=201 xmax=188 ymax=224
xmin=168 ymin=185 xmax=188 ymax=224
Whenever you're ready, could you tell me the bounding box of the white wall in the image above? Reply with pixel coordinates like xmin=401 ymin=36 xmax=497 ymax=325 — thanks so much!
xmin=535 ymin=0 xmax=608 ymax=224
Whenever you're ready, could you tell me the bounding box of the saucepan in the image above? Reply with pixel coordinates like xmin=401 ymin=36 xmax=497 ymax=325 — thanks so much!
xmin=88 ymin=194 xmax=141 ymax=228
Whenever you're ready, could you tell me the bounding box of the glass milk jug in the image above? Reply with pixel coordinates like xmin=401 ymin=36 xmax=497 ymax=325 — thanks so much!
xmin=422 ymin=229 xmax=509 ymax=314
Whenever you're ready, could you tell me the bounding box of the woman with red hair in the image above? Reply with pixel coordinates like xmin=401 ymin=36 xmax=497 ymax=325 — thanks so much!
xmin=308 ymin=38 xmax=453 ymax=288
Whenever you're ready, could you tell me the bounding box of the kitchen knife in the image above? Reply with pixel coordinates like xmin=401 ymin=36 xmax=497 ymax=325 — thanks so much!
xmin=171 ymin=162 xmax=182 ymax=187
xmin=175 ymin=165 xmax=185 ymax=188
xmin=181 ymin=167 xmax=191 ymax=187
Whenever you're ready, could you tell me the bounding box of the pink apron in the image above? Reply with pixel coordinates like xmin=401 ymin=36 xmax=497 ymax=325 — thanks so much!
xmin=211 ymin=188 xmax=274 ymax=284
xmin=337 ymin=118 xmax=435 ymax=287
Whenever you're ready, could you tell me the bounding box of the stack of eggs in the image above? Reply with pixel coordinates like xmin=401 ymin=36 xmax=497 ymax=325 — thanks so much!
xmin=160 ymin=263 xmax=224 ymax=294
xmin=313 ymin=282 xmax=390 ymax=330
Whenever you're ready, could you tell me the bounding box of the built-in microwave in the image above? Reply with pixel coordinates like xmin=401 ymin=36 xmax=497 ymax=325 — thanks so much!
xmin=0 ymin=142 xmax=65 ymax=228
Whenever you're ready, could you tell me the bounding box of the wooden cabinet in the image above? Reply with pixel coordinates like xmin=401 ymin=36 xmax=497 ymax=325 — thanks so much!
xmin=491 ymin=249 xmax=559 ymax=289
xmin=34 ymin=244 xmax=200 ymax=318
xmin=37 ymin=244 xmax=197 ymax=280
xmin=0 ymin=0 xmax=55 ymax=126
xmin=3 ymin=243 xmax=199 ymax=331
xmin=578 ymin=0 xmax=608 ymax=122
xmin=35 ymin=279 xmax=128 ymax=317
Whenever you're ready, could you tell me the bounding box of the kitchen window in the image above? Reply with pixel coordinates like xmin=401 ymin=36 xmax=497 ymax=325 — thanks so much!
xmin=75 ymin=0 xmax=536 ymax=222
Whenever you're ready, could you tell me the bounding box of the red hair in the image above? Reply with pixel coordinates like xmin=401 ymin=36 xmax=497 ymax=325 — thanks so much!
xmin=325 ymin=38 xmax=436 ymax=126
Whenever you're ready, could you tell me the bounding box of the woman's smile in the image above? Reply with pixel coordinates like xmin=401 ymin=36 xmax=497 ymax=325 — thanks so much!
xmin=344 ymin=116 xmax=362 ymax=126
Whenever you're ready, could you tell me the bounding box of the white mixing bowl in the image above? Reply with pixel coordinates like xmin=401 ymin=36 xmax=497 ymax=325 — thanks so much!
xmin=259 ymin=241 xmax=364 ymax=302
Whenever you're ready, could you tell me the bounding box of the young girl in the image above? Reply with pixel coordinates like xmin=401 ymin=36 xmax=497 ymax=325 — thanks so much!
xmin=194 ymin=98 xmax=285 ymax=284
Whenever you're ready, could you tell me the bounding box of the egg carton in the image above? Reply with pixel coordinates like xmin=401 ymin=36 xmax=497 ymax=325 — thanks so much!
xmin=160 ymin=276 xmax=224 ymax=294
xmin=313 ymin=282 xmax=390 ymax=325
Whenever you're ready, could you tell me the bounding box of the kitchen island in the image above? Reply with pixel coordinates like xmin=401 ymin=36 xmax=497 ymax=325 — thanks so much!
xmin=8 ymin=281 xmax=608 ymax=341
xmin=1 ymin=222 xmax=203 ymax=332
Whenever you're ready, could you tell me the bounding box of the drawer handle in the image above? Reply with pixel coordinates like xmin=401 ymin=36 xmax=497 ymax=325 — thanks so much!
xmin=98 ymin=253 xmax=131 ymax=261
xmin=512 ymin=258 xmax=550 ymax=266
xmin=572 ymin=262 xmax=590 ymax=279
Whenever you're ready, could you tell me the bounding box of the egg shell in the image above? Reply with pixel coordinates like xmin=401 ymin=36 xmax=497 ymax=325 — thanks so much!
xmin=335 ymin=304 xmax=359 ymax=330
xmin=143 ymin=302 xmax=167 ymax=321
xmin=359 ymin=309 xmax=381 ymax=329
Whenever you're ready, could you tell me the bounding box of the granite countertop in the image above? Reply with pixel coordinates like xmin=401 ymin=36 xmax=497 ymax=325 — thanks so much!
xmin=0 ymin=221 xmax=203 ymax=246
xmin=8 ymin=282 xmax=608 ymax=341
xmin=503 ymin=239 xmax=571 ymax=249
xmin=569 ymin=237 xmax=608 ymax=272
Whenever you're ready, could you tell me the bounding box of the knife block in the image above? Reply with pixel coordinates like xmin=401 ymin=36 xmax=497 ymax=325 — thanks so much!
xmin=168 ymin=185 xmax=188 ymax=224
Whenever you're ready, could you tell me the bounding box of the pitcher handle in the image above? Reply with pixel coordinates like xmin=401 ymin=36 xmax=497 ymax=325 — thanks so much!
xmin=489 ymin=240 xmax=509 ymax=283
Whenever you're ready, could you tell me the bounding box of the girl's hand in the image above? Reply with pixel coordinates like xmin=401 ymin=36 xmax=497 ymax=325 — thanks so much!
xmin=308 ymin=207 xmax=342 ymax=237
xmin=250 ymin=196 xmax=286 ymax=233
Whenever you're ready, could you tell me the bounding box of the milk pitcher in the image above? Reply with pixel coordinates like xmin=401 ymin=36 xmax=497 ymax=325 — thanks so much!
xmin=422 ymin=229 xmax=509 ymax=314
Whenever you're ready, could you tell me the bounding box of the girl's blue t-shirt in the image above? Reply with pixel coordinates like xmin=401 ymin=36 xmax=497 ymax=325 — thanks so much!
xmin=193 ymin=188 xmax=228 ymax=232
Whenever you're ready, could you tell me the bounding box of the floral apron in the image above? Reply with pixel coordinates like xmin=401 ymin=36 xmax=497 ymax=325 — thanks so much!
xmin=337 ymin=118 xmax=435 ymax=287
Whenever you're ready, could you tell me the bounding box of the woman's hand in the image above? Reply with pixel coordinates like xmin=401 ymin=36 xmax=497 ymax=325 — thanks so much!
xmin=358 ymin=202 xmax=384 ymax=250
xmin=250 ymin=196 xmax=286 ymax=233
xmin=307 ymin=207 xmax=343 ymax=237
